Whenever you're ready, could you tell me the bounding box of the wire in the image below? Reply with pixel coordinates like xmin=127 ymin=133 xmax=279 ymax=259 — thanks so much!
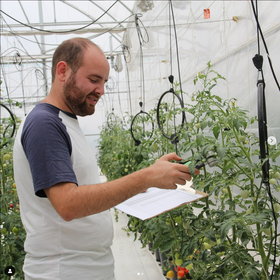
xmin=0 ymin=66 xmax=11 ymax=104
xmin=156 ymin=86 xmax=185 ymax=155
xmin=122 ymin=47 xmax=132 ymax=115
xmin=2 ymin=27 xmax=59 ymax=47
xmin=1 ymin=16 xmax=52 ymax=66
xmin=116 ymin=71 xmax=124 ymax=120
xmin=250 ymin=0 xmax=280 ymax=92
xmin=130 ymin=109 xmax=154 ymax=146
xmin=0 ymin=103 xmax=16 ymax=149
xmin=129 ymin=14 xmax=154 ymax=146
xmin=169 ymin=0 xmax=184 ymax=103
xmin=154 ymin=0 xmax=186 ymax=154
xmin=135 ymin=14 xmax=149 ymax=110
xmin=0 ymin=1 xmax=118 ymax=34
xmin=87 ymin=13 xmax=136 ymax=41
xmin=135 ymin=13 xmax=149 ymax=45
xmin=255 ymin=0 xmax=260 ymax=56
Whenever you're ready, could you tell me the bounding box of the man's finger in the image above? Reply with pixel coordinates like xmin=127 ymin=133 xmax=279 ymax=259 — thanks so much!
xmin=159 ymin=153 xmax=182 ymax=162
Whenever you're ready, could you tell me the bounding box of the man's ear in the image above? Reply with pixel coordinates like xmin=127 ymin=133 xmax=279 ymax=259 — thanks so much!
xmin=56 ymin=61 xmax=70 ymax=82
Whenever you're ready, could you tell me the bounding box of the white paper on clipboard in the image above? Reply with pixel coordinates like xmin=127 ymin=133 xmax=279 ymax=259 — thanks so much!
xmin=115 ymin=181 xmax=208 ymax=220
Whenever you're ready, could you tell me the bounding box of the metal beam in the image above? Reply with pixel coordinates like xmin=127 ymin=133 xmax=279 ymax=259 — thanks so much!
xmin=1 ymin=26 xmax=126 ymax=36
xmin=2 ymin=20 xmax=134 ymax=29
xmin=1 ymin=50 xmax=123 ymax=64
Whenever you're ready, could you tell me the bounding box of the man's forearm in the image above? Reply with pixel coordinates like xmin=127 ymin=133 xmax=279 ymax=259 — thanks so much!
xmin=45 ymin=153 xmax=192 ymax=221
xmin=46 ymin=167 xmax=152 ymax=221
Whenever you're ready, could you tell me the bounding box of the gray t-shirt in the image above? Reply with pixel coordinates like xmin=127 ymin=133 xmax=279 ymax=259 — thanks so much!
xmin=13 ymin=103 xmax=114 ymax=280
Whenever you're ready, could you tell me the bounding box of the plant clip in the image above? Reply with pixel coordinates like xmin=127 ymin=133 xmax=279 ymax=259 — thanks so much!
xmin=168 ymin=75 xmax=174 ymax=84
xmin=252 ymin=54 xmax=263 ymax=71
xmin=170 ymin=133 xmax=179 ymax=144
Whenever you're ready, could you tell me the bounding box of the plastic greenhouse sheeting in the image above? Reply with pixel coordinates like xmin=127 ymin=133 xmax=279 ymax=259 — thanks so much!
xmin=1 ymin=0 xmax=280 ymax=146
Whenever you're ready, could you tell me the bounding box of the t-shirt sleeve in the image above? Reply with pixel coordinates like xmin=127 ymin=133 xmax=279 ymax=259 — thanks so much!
xmin=21 ymin=110 xmax=78 ymax=197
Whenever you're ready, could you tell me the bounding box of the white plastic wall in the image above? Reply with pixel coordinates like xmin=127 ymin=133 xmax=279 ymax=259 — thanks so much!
xmin=123 ymin=0 xmax=280 ymax=143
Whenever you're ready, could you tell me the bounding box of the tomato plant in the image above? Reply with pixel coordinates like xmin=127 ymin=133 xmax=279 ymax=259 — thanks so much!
xmin=1 ymin=110 xmax=25 ymax=280
xmin=99 ymin=63 xmax=280 ymax=279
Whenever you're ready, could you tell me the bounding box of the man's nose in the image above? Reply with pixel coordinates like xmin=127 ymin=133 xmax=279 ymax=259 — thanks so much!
xmin=95 ymin=83 xmax=105 ymax=97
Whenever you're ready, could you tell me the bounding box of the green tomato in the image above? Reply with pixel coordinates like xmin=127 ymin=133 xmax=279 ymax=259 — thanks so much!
xmin=3 ymin=153 xmax=12 ymax=161
xmin=246 ymin=207 xmax=254 ymax=215
xmin=186 ymin=263 xmax=193 ymax=270
xmin=273 ymin=203 xmax=280 ymax=213
xmin=269 ymin=178 xmax=277 ymax=185
xmin=12 ymin=227 xmax=19 ymax=235
xmin=194 ymin=123 xmax=201 ymax=129
xmin=175 ymin=258 xmax=183 ymax=266
xmin=221 ymin=188 xmax=228 ymax=194
xmin=1 ymin=228 xmax=8 ymax=235
xmin=203 ymin=242 xmax=212 ymax=250
xmin=240 ymin=190 xmax=250 ymax=199
xmin=274 ymin=172 xmax=280 ymax=179
xmin=185 ymin=228 xmax=194 ymax=237
xmin=183 ymin=222 xmax=189 ymax=230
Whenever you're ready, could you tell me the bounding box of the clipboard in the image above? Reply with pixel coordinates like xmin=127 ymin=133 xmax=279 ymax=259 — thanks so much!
xmin=115 ymin=181 xmax=208 ymax=220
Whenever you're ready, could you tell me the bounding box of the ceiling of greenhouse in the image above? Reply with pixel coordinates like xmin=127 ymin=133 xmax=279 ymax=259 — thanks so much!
xmin=1 ymin=0 xmax=280 ymax=146
xmin=1 ymin=0 xmax=135 ymax=57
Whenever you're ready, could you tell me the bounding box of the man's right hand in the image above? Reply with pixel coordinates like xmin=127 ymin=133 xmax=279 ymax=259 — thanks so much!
xmin=146 ymin=153 xmax=193 ymax=189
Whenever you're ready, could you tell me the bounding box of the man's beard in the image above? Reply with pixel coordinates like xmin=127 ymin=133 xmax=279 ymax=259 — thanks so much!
xmin=63 ymin=73 xmax=96 ymax=116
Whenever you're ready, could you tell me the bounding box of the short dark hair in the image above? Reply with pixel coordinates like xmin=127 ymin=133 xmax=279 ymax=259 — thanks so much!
xmin=51 ymin=37 xmax=98 ymax=83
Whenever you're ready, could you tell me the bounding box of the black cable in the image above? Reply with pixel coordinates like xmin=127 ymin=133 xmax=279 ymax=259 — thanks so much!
xmin=122 ymin=44 xmax=131 ymax=64
xmin=169 ymin=0 xmax=184 ymax=103
xmin=1 ymin=16 xmax=49 ymax=67
xmin=135 ymin=14 xmax=149 ymax=110
xmin=0 ymin=103 xmax=16 ymax=149
xmin=250 ymin=0 xmax=280 ymax=92
xmin=2 ymin=26 xmax=58 ymax=47
xmin=135 ymin=14 xmax=149 ymax=45
xmin=106 ymin=109 xmax=117 ymax=129
xmin=169 ymin=4 xmax=173 ymax=76
xmin=122 ymin=46 xmax=132 ymax=116
xmin=130 ymin=103 xmax=154 ymax=146
xmin=1 ymin=13 xmax=135 ymax=48
xmin=156 ymin=81 xmax=185 ymax=155
xmin=0 ymin=65 xmax=11 ymax=103
xmin=129 ymin=14 xmax=154 ymax=146
xmin=88 ymin=14 xmax=136 ymax=41
xmin=255 ymin=0 xmax=260 ymax=56
xmin=0 ymin=1 xmax=118 ymax=34
xmin=155 ymin=1 xmax=186 ymax=154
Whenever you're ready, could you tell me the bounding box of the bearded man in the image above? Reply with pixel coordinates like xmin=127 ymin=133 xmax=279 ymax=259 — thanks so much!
xmin=13 ymin=37 xmax=192 ymax=280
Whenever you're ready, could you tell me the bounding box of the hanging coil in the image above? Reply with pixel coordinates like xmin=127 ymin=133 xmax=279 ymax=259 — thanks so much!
xmin=0 ymin=103 xmax=16 ymax=149
xmin=130 ymin=102 xmax=154 ymax=146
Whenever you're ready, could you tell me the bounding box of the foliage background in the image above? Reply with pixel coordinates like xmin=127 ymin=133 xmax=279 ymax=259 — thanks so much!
xmin=1 ymin=112 xmax=25 ymax=280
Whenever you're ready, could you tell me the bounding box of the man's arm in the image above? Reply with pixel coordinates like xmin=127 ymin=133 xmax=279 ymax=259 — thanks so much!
xmin=45 ymin=153 xmax=193 ymax=221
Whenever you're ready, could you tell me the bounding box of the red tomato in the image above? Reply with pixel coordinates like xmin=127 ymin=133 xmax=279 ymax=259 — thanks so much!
xmin=177 ymin=270 xmax=185 ymax=279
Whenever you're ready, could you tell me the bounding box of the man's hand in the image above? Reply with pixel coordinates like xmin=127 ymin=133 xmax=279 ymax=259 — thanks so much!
xmin=146 ymin=153 xmax=194 ymax=189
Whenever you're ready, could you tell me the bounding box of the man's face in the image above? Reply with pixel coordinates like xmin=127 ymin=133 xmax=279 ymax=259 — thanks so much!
xmin=63 ymin=72 xmax=96 ymax=116
xmin=62 ymin=46 xmax=109 ymax=116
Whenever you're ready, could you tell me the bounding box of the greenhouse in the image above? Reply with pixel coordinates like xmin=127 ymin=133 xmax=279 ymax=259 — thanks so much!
xmin=1 ymin=0 xmax=280 ymax=279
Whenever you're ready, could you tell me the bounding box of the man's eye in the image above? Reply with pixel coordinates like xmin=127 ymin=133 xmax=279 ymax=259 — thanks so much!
xmin=89 ymin=79 xmax=98 ymax=83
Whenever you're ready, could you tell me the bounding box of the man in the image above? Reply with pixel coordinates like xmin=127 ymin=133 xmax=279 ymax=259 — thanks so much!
xmin=13 ymin=37 xmax=193 ymax=280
